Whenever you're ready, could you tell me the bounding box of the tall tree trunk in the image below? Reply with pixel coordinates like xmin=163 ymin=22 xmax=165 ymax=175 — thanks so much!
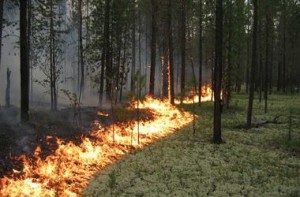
xmin=162 ymin=41 xmax=168 ymax=98
xmin=28 ymin=0 xmax=33 ymax=101
xmin=5 ymin=68 xmax=11 ymax=107
xmin=258 ymin=11 xmax=263 ymax=102
xmin=131 ymin=2 xmax=136 ymax=93
xmin=20 ymin=0 xmax=29 ymax=122
xmin=198 ymin=0 xmax=203 ymax=106
xmin=104 ymin=0 xmax=111 ymax=100
xmin=78 ymin=0 xmax=84 ymax=98
xmin=168 ymin=0 xmax=174 ymax=105
xmin=282 ymin=14 xmax=286 ymax=93
xmin=50 ymin=0 xmax=57 ymax=111
xmin=213 ymin=0 xmax=223 ymax=144
xmin=246 ymin=21 xmax=250 ymax=94
xmin=0 ymin=0 xmax=4 ymax=74
xmin=247 ymin=0 xmax=258 ymax=128
xmin=149 ymin=0 xmax=157 ymax=96
xmin=180 ymin=0 xmax=186 ymax=103
xmin=264 ymin=4 xmax=270 ymax=113
xmin=224 ymin=0 xmax=232 ymax=109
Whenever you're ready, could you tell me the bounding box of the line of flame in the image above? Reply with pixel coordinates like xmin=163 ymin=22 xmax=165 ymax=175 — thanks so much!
xmin=0 ymin=96 xmax=195 ymax=197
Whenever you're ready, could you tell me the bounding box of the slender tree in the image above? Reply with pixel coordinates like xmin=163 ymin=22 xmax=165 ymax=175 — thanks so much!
xmin=131 ymin=0 xmax=136 ymax=93
xmin=149 ymin=0 xmax=157 ymax=96
xmin=198 ymin=0 xmax=203 ymax=106
xmin=0 ymin=0 xmax=4 ymax=73
xmin=78 ymin=0 xmax=84 ymax=97
xmin=264 ymin=2 xmax=271 ymax=113
xmin=213 ymin=0 xmax=223 ymax=143
xmin=20 ymin=0 xmax=29 ymax=122
xmin=167 ymin=0 xmax=174 ymax=104
xmin=247 ymin=0 xmax=258 ymax=128
xmin=104 ymin=0 xmax=111 ymax=100
xmin=180 ymin=0 xmax=186 ymax=103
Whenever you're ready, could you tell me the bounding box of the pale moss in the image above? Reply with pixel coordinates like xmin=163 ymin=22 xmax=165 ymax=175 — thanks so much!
xmin=83 ymin=94 xmax=300 ymax=196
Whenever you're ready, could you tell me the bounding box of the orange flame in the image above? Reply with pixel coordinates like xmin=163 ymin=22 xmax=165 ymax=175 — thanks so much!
xmin=0 ymin=96 xmax=194 ymax=197
xmin=97 ymin=111 xmax=110 ymax=117
xmin=175 ymin=85 xmax=214 ymax=104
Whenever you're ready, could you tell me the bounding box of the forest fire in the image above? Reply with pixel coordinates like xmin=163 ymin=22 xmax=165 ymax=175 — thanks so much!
xmin=175 ymin=85 xmax=214 ymax=104
xmin=0 ymin=97 xmax=194 ymax=197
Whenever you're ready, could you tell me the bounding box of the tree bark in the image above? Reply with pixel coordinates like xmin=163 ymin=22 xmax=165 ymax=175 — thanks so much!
xmin=78 ymin=0 xmax=84 ymax=98
xmin=247 ymin=0 xmax=258 ymax=128
xmin=213 ymin=0 xmax=223 ymax=144
xmin=264 ymin=4 xmax=271 ymax=113
xmin=5 ymin=68 xmax=11 ymax=107
xmin=168 ymin=0 xmax=174 ymax=105
xmin=104 ymin=0 xmax=111 ymax=100
xmin=198 ymin=0 xmax=203 ymax=106
xmin=180 ymin=0 xmax=186 ymax=103
xmin=131 ymin=2 xmax=136 ymax=93
xmin=20 ymin=0 xmax=29 ymax=122
xmin=149 ymin=0 xmax=157 ymax=96
xmin=0 ymin=0 xmax=3 ymax=74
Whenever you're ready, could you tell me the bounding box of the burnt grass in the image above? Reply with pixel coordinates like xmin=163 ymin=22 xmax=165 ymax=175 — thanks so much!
xmin=0 ymin=104 xmax=155 ymax=178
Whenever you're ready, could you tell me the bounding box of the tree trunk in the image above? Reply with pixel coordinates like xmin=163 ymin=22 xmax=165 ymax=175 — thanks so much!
xmin=104 ymin=0 xmax=111 ymax=100
xmin=0 ymin=0 xmax=4 ymax=74
xmin=247 ymin=0 xmax=258 ymax=128
xmin=198 ymin=0 xmax=203 ymax=106
xmin=162 ymin=42 xmax=168 ymax=98
xmin=168 ymin=0 xmax=174 ymax=105
xmin=224 ymin=0 xmax=232 ymax=109
xmin=180 ymin=0 xmax=186 ymax=103
xmin=246 ymin=22 xmax=250 ymax=94
xmin=149 ymin=0 xmax=157 ymax=96
xmin=5 ymin=68 xmax=11 ymax=107
xmin=78 ymin=0 xmax=84 ymax=98
xmin=20 ymin=0 xmax=29 ymax=122
xmin=213 ymin=0 xmax=223 ymax=144
xmin=264 ymin=5 xmax=271 ymax=113
xmin=131 ymin=3 xmax=136 ymax=93
xmin=50 ymin=0 xmax=57 ymax=111
xmin=258 ymin=12 xmax=263 ymax=102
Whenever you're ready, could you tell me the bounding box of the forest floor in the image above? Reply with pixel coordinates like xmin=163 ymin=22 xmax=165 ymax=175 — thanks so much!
xmin=0 ymin=103 xmax=155 ymax=178
xmin=83 ymin=93 xmax=300 ymax=197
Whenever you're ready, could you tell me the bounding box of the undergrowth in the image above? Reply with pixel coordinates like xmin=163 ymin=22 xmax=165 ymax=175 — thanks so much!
xmin=83 ymin=93 xmax=300 ymax=197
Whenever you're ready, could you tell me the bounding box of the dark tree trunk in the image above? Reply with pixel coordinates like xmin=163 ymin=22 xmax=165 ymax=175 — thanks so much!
xmin=20 ymin=0 xmax=29 ymax=122
xmin=224 ymin=0 xmax=232 ymax=109
xmin=5 ymin=68 xmax=11 ymax=107
xmin=131 ymin=3 xmax=136 ymax=93
xmin=264 ymin=5 xmax=271 ymax=113
xmin=162 ymin=42 xmax=168 ymax=98
xmin=213 ymin=0 xmax=223 ymax=144
xmin=149 ymin=0 xmax=157 ymax=96
xmin=50 ymin=0 xmax=57 ymax=111
xmin=246 ymin=23 xmax=250 ymax=94
xmin=168 ymin=0 xmax=174 ymax=105
xmin=247 ymin=0 xmax=258 ymax=128
xmin=0 ymin=0 xmax=3 ymax=73
xmin=78 ymin=0 xmax=84 ymax=97
xmin=180 ymin=0 xmax=186 ymax=103
xmin=198 ymin=0 xmax=203 ymax=106
xmin=104 ymin=0 xmax=111 ymax=100
xmin=258 ymin=11 xmax=263 ymax=102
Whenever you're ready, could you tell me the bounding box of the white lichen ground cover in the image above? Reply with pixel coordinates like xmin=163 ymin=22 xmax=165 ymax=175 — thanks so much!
xmin=83 ymin=94 xmax=300 ymax=197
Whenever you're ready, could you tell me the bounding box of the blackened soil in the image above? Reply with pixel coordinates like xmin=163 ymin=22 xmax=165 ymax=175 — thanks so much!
xmin=0 ymin=105 xmax=155 ymax=178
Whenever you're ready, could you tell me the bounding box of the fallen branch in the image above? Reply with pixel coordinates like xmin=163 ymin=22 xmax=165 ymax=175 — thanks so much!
xmin=236 ymin=115 xmax=284 ymax=129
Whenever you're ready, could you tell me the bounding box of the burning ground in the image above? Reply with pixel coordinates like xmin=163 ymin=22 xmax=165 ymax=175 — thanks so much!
xmin=84 ymin=94 xmax=300 ymax=196
xmin=0 ymin=96 xmax=193 ymax=196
